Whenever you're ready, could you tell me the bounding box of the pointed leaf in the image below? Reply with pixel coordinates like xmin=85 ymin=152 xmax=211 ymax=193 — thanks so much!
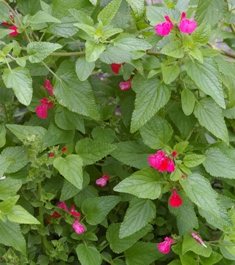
xmin=76 ymin=244 xmax=102 ymax=265
xmin=85 ymin=40 xmax=106 ymax=62
xmin=161 ymin=41 xmax=184 ymax=58
xmin=0 ymin=178 xmax=22 ymax=200
xmin=98 ymin=0 xmax=122 ymax=26
xmin=7 ymin=205 xmax=40 ymax=224
xmin=183 ymin=154 xmax=205 ymax=168
xmin=30 ymin=10 xmax=61 ymax=24
xmin=126 ymin=0 xmax=145 ymax=18
xmin=181 ymin=88 xmax=195 ymax=116
xmin=69 ymin=9 xmax=94 ymax=26
xmin=192 ymin=22 xmax=211 ymax=44
xmin=75 ymin=57 xmax=95 ymax=81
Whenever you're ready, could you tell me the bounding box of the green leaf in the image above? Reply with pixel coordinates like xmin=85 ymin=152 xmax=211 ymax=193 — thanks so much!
xmin=183 ymin=154 xmax=205 ymax=168
xmin=69 ymin=9 xmax=94 ymax=25
xmin=200 ymin=251 xmax=222 ymax=265
xmin=0 ymin=220 xmax=26 ymax=255
xmin=54 ymin=60 xmax=100 ymax=120
xmin=75 ymin=138 xmax=116 ymax=166
xmin=53 ymin=154 xmax=83 ymax=189
xmin=100 ymin=46 xmax=132 ymax=64
xmin=111 ymin=141 xmax=153 ymax=169
xmin=0 ymin=178 xmax=22 ymax=200
xmin=7 ymin=205 xmax=40 ymax=224
xmin=2 ymin=67 xmax=32 ymax=106
xmin=161 ymin=64 xmax=180 ymax=84
xmin=82 ymin=196 xmax=121 ymax=225
xmin=182 ymin=231 xmax=212 ymax=257
xmin=192 ymin=22 xmax=211 ymax=44
xmin=193 ymin=98 xmax=228 ymax=143
xmin=120 ymin=198 xmax=156 ymax=238
xmin=181 ymin=88 xmax=195 ymax=116
xmin=125 ymin=242 xmax=162 ymax=265
xmin=0 ymin=155 xmax=11 ymax=177
xmin=0 ymin=2 xmax=10 ymax=21
xmin=76 ymin=244 xmax=102 ymax=265
xmin=131 ymin=76 xmax=171 ymax=132
xmin=74 ymin=23 xmax=96 ymax=38
xmin=98 ymin=0 xmax=122 ymax=26
xmin=126 ymin=0 xmax=145 ymax=18
xmin=203 ymin=148 xmax=235 ymax=179
xmin=107 ymin=223 xmax=152 ymax=254
xmin=114 ymin=168 xmax=162 ymax=200
xmin=0 ymin=29 xmax=12 ymax=39
xmin=75 ymin=57 xmax=95 ymax=81
xmin=161 ymin=41 xmax=184 ymax=58
xmin=30 ymin=10 xmax=61 ymax=24
xmin=27 ymin=42 xmax=62 ymax=63
xmin=0 ymin=196 xmax=19 ymax=214
xmin=186 ymin=58 xmax=225 ymax=109
xmin=195 ymin=0 xmax=226 ymax=26
xmin=102 ymin=28 xmax=123 ymax=40
xmin=60 ymin=180 xmax=80 ymax=201
xmin=91 ymin=127 xmax=116 ymax=143
xmin=180 ymin=254 xmax=197 ymax=265
xmin=85 ymin=40 xmax=106 ymax=62
xmin=49 ymin=16 xmax=78 ymax=37
xmin=114 ymin=33 xmax=152 ymax=51
xmin=188 ymin=47 xmax=203 ymax=63
xmin=140 ymin=115 xmax=173 ymax=149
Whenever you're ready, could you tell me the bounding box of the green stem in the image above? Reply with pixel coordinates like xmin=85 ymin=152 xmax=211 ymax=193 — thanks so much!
xmin=41 ymin=61 xmax=61 ymax=80
xmin=3 ymin=104 xmax=9 ymax=123
xmin=51 ymin=51 xmax=85 ymax=56
xmin=207 ymin=42 xmax=235 ymax=60
xmin=101 ymin=254 xmax=114 ymax=265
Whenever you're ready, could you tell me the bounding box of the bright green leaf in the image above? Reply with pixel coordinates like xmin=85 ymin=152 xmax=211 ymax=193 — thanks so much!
xmin=100 ymin=46 xmax=132 ymax=64
xmin=0 ymin=178 xmax=22 ymax=200
xmin=0 ymin=196 xmax=19 ymax=214
xmin=7 ymin=205 xmax=40 ymax=224
xmin=181 ymin=88 xmax=195 ymax=116
xmin=161 ymin=41 xmax=184 ymax=58
xmin=30 ymin=10 xmax=61 ymax=24
xmin=98 ymin=0 xmax=122 ymax=26
xmin=75 ymin=57 xmax=95 ymax=81
xmin=69 ymin=9 xmax=94 ymax=25
xmin=192 ymin=22 xmax=211 ymax=44
xmin=161 ymin=64 xmax=180 ymax=84
xmin=85 ymin=40 xmax=106 ymax=62
xmin=126 ymin=0 xmax=145 ymax=18
xmin=76 ymin=244 xmax=102 ymax=265
xmin=183 ymin=153 xmax=205 ymax=168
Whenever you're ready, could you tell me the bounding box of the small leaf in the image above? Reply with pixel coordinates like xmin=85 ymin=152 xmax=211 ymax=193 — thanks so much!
xmin=126 ymin=0 xmax=145 ymax=18
xmin=69 ymin=9 xmax=94 ymax=26
xmin=161 ymin=41 xmax=184 ymax=58
xmin=181 ymin=88 xmax=195 ymax=116
xmin=0 ymin=178 xmax=22 ymax=200
xmin=161 ymin=64 xmax=180 ymax=84
xmin=192 ymin=22 xmax=211 ymax=44
xmin=183 ymin=154 xmax=205 ymax=168
xmin=76 ymin=244 xmax=102 ymax=265
xmin=75 ymin=57 xmax=95 ymax=81
xmin=30 ymin=10 xmax=61 ymax=24
xmin=53 ymin=155 xmax=83 ymax=189
xmin=98 ymin=0 xmax=122 ymax=26
xmin=85 ymin=40 xmax=106 ymax=62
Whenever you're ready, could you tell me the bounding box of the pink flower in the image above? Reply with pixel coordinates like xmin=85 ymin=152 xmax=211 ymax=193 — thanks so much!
xmin=57 ymin=201 xmax=69 ymax=212
xmin=2 ymin=21 xmax=9 ymax=26
xmin=8 ymin=25 xmax=18 ymax=37
xmin=70 ymin=205 xmax=81 ymax=217
xmin=119 ymin=78 xmax=132 ymax=91
xmin=49 ymin=153 xmax=55 ymax=157
xmin=96 ymin=174 xmax=110 ymax=187
xmin=61 ymin=147 xmax=67 ymax=152
xmin=73 ymin=218 xmax=85 ymax=234
xmin=169 ymin=190 xmax=182 ymax=207
xmin=171 ymin=151 xmax=178 ymax=157
xmin=40 ymin=98 xmax=53 ymax=109
xmin=148 ymin=150 xmax=175 ymax=173
xmin=179 ymin=12 xmax=197 ymax=34
xmin=111 ymin=63 xmax=124 ymax=74
xmin=191 ymin=232 xmax=207 ymax=248
xmin=166 ymin=159 xmax=175 ymax=172
xmin=44 ymin=79 xmax=54 ymax=96
xmin=157 ymin=237 xmax=174 ymax=254
xmin=155 ymin=15 xmax=174 ymax=36
xmin=35 ymin=105 xmax=48 ymax=119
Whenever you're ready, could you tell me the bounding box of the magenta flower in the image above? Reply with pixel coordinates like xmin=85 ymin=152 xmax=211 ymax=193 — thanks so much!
xmin=73 ymin=218 xmax=85 ymax=234
xmin=35 ymin=98 xmax=53 ymax=119
xmin=111 ymin=63 xmax=125 ymax=74
xmin=191 ymin=232 xmax=207 ymax=248
xmin=96 ymin=174 xmax=110 ymax=187
xmin=155 ymin=15 xmax=174 ymax=36
xmin=169 ymin=190 xmax=182 ymax=208
xmin=44 ymin=79 xmax=54 ymax=96
xmin=148 ymin=150 xmax=175 ymax=173
xmin=166 ymin=159 xmax=175 ymax=172
xmin=179 ymin=12 xmax=197 ymax=34
xmin=57 ymin=201 xmax=69 ymax=212
xmin=70 ymin=205 xmax=81 ymax=217
xmin=8 ymin=25 xmax=18 ymax=37
xmin=119 ymin=78 xmax=132 ymax=91
xmin=157 ymin=237 xmax=175 ymax=254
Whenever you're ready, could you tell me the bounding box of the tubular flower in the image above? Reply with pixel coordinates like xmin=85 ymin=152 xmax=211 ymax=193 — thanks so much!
xmin=119 ymin=78 xmax=132 ymax=91
xmin=179 ymin=12 xmax=197 ymax=34
xmin=148 ymin=150 xmax=175 ymax=173
xmin=70 ymin=205 xmax=81 ymax=217
xmin=157 ymin=237 xmax=175 ymax=254
xmin=96 ymin=174 xmax=110 ymax=187
xmin=155 ymin=15 xmax=174 ymax=36
xmin=8 ymin=25 xmax=19 ymax=36
xmin=35 ymin=98 xmax=53 ymax=119
xmin=169 ymin=190 xmax=182 ymax=208
xmin=44 ymin=79 xmax=54 ymax=96
xmin=111 ymin=63 xmax=124 ymax=74
xmin=73 ymin=218 xmax=85 ymax=234
xmin=191 ymin=232 xmax=207 ymax=248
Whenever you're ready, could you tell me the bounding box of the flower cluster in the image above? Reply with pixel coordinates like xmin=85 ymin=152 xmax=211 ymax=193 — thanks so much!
xmin=119 ymin=78 xmax=132 ymax=91
xmin=157 ymin=237 xmax=174 ymax=254
xmin=148 ymin=150 xmax=175 ymax=173
xmin=96 ymin=174 xmax=110 ymax=187
xmin=2 ymin=14 xmax=19 ymax=37
xmin=49 ymin=201 xmax=85 ymax=235
xmin=169 ymin=189 xmax=182 ymax=207
xmin=155 ymin=11 xmax=197 ymax=36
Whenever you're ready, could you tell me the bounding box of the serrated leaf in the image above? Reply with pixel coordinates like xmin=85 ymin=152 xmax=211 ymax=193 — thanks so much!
xmin=126 ymin=0 xmax=145 ymax=18
xmin=125 ymin=242 xmax=162 ymax=265
xmin=75 ymin=57 xmax=95 ymax=81
xmin=91 ymin=127 xmax=116 ymax=143
xmin=183 ymin=154 xmax=205 ymax=168
xmin=162 ymin=64 xmax=180 ymax=84
xmin=203 ymin=148 xmax=235 ymax=179
xmin=188 ymin=47 xmax=203 ymax=63
xmin=76 ymin=244 xmax=102 ymax=265
xmin=107 ymin=223 xmax=152 ymax=254
xmin=98 ymin=0 xmax=122 ymax=26
xmin=85 ymin=40 xmax=106 ymax=62
xmin=186 ymin=58 xmax=225 ymax=108
xmin=192 ymin=22 xmax=211 ymax=44
xmin=3 ymin=67 xmax=32 ymax=106
xmin=0 ymin=155 xmax=11 ymax=177
xmin=140 ymin=115 xmax=173 ymax=149
xmin=0 ymin=220 xmax=26 ymax=254
xmin=74 ymin=186 xmax=98 ymax=208
xmin=131 ymin=76 xmax=171 ymax=132
xmin=74 ymin=23 xmax=96 ymax=38
xmin=82 ymin=196 xmax=121 ymax=225
xmin=7 ymin=205 xmax=40 ymax=224
xmin=0 ymin=178 xmax=22 ymax=200
xmin=50 ymin=16 xmax=78 ymax=37
xmin=30 ymin=10 xmax=61 ymax=24
xmin=27 ymin=42 xmax=62 ymax=63
xmin=120 ymin=198 xmax=156 ymax=238
xmin=114 ymin=168 xmax=162 ymax=200
xmin=161 ymin=41 xmax=184 ymax=58
xmin=181 ymin=88 xmax=195 ymax=116
xmin=200 ymin=251 xmax=222 ymax=265
xmin=69 ymin=9 xmax=94 ymax=26
xmin=102 ymin=27 xmax=123 ymax=40
xmin=54 ymin=61 xmax=100 ymax=120
xmin=100 ymin=46 xmax=132 ymax=64
xmin=75 ymin=138 xmax=116 ymax=166
xmin=111 ymin=141 xmax=153 ymax=169
xmin=53 ymin=155 xmax=83 ymax=189
xmin=194 ymin=98 xmax=228 ymax=143
xmin=0 ymin=196 xmax=19 ymax=214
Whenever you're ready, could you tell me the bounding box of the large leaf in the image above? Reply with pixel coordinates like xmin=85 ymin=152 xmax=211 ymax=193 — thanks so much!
xmin=193 ymin=98 xmax=228 ymax=143
xmin=69 ymin=9 xmax=94 ymax=26
xmin=120 ymin=198 xmax=156 ymax=238
xmin=49 ymin=16 xmax=78 ymax=37
xmin=30 ymin=10 xmax=61 ymax=24
xmin=75 ymin=57 xmax=95 ymax=81
xmin=7 ymin=205 xmax=40 ymax=224
xmin=0 ymin=178 xmax=22 ymax=200
xmin=75 ymin=138 xmax=116 ymax=166
xmin=3 ymin=68 xmax=32 ymax=106
xmin=161 ymin=41 xmax=184 ymax=58
xmin=98 ymin=0 xmax=122 ymax=26
xmin=114 ymin=168 xmax=162 ymax=200
xmin=27 ymin=42 xmax=62 ymax=63
xmin=54 ymin=61 xmax=100 ymax=120
xmin=82 ymin=196 xmax=121 ymax=225
xmin=53 ymin=155 xmax=83 ymax=189
xmin=76 ymin=244 xmax=102 ymax=265
xmin=192 ymin=22 xmax=211 ymax=44
xmin=186 ymin=58 xmax=225 ymax=108
xmin=126 ymin=0 xmax=145 ymax=18
xmin=131 ymin=75 xmax=171 ymax=132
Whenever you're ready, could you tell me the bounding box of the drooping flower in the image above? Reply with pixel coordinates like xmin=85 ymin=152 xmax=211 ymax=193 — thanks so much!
xmin=44 ymin=79 xmax=54 ymax=96
xmin=111 ymin=63 xmax=124 ymax=74
xmin=39 ymin=98 xmax=54 ymax=109
xmin=179 ymin=12 xmax=197 ymax=34
xmin=8 ymin=25 xmax=19 ymax=37
xmin=191 ymin=232 xmax=207 ymax=248
xmin=155 ymin=15 xmax=174 ymax=36
xmin=169 ymin=189 xmax=182 ymax=207
xmin=35 ymin=98 xmax=53 ymax=119
xmin=119 ymin=78 xmax=132 ymax=91
xmin=57 ymin=201 xmax=69 ymax=212
xmin=70 ymin=205 xmax=81 ymax=217
xmin=157 ymin=237 xmax=175 ymax=254
xmin=148 ymin=150 xmax=175 ymax=173
xmin=72 ymin=218 xmax=85 ymax=234
xmin=96 ymin=174 xmax=110 ymax=187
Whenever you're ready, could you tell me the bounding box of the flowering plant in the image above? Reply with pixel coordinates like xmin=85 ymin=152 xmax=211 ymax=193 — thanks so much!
xmin=0 ymin=0 xmax=235 ymax=264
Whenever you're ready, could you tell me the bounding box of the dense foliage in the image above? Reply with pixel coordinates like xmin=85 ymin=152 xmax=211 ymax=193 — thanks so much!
xmin=1 ymin=0 xmax=235 ymax=264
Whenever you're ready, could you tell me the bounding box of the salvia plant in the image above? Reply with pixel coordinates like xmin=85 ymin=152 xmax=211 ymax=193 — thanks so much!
xmin=1 ymin=0 xmax=235 ymax=264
